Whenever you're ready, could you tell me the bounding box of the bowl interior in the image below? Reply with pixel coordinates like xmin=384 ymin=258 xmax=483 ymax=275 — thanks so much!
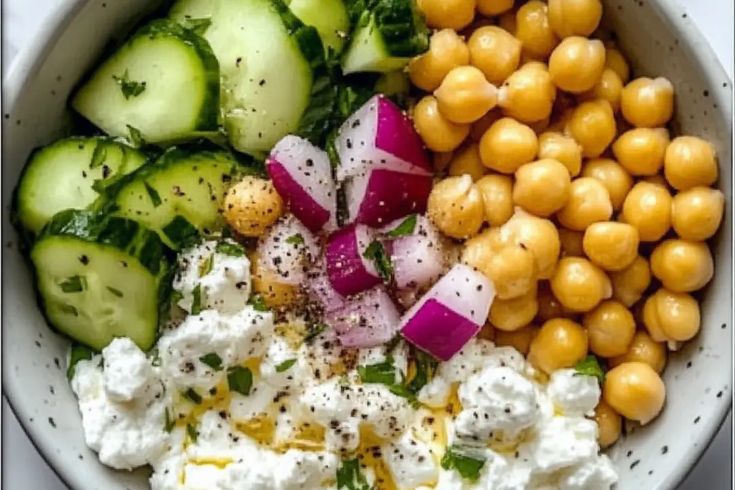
xmin=2 ymin=1 xmax=732 ymax=489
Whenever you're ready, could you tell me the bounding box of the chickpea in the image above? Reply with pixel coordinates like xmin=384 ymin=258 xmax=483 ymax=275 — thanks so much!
xmin=495 ymin=325 xmax=538 ymax=355
xmin=538 ymin=132 xmax=582 ymax=176
xmin=434 ymin=66 xmax=499 ymax=124
xmin=417 ymin=0 xmax=476 ymax=30
xmin=251 ymin=252 xmax=299 ymax=307
xmin=548 ymin=0 xmax=602 ymax=38
xmin=498 ymin=62 xmax=557 ymax=123
xmin=490 ymin=285 xmax=539 ymax=331
xmin=223 ymin=177 xmax=284 ymax=237
xmin=671 ymin=187 xmax=725 ymax=241
xmin=479 ymin=117 xmax=538 ymax=173
xmin=433 ymin=151 xmax=454 ymax=173
xmin=462 ymin=230 xmax=537 ymax=299
xmin=664 ymin=136 xmax=719 ymax=191
xmin=609 ymin=331 xmax=667 ymax=373
xmin=409 ymin=29 xmax=470 ymax=92
xmin=583 ymin=300 xmax=636 ymax=357
xmin=469 ymin=26 xmax=521 ymax=85
xmin=549 ymin=37 xmax=606 ymax=93
xmin=498 ymin=10 xmax=517 ymax=34
xmin=581 ymin=158 xmax=633 ymax=210
xmin=557 ymin=177 xmax=613 ymax=231
xmin=605 ymin=47 xmax=630 ymax=83
xmin=477 ymin=0 xmax=514 ymax=15
xmin=650 ymin=239 xmax=713 ymax=292
xmin=646 ymin=288 xmax=701 ymax=342
xmin=583 ymin=222 xmax=639 ymax=272
xmin=579 ymin=68 xmax=624 ymax=112
xmin=621 ymin=77 xmax=675 ymax=128
xmin=515 ymin=1 xmax=559 ymax=59
xmin=413 ymin=96 xmax=470 ymax=152
xmin=565 ymin=99 xmax=616 ymax=157
xmin=513 ymin=159 xmax=571 ymax=216
xmin=559 ymin=228 xmax=584 ymax=257
xmin=621 ymin=182 xmax=672 ymax=241
xmin=551 ymin=257 xmax=612 ymax=312
xmin=610 ymin=255 xmax=651 ymax=307
xmin=427 ymin=175 xmax=484 ymax=239
xmin=528 ymin=318 xmax=588 ymax=374
xmin=470 ymin=109 xmax=502 ymax=142
xmin=475 ymin=174 xmax=514 ymax=226
xmin=448 ymin=143 xmax=486 ymax=181
xmin=612 ymin=128 xmax=670 ymax=176
xmin=500 ymin=209 xmax=561 ymax=279
xmin=595 ymin=400 xmax=622 ymax=449
xmin=537 ymin=280 xmax=573 ymax=321
xmin=604 ymin=361 xmax=665 ymax=424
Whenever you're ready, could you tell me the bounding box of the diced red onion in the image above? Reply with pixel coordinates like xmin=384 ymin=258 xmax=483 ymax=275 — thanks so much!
xmin=305 ymin=268 xmax=347 ymax=314
xmin=257 ymin=215 xmax=319 ymax=285
xmin=325 ymin=223 xmax=382 ymax=296
xmin=400 ymin=264 xmax=496 ymax=361
xmin=325 ymin=287 xmax=401 ymax=348
xmin=266 ymin=135 xmax=337 ymax=232
xmin=383 ymin=215 xmax=447 ymax=290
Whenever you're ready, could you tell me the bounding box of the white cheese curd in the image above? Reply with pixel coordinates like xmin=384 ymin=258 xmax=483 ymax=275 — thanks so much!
xmin=547 ymin=369 xmax=601 ymax=416
xmin=173 ymin=239 xmax=251 ymax=314
xmin=523 ymin=415 xmax=600 ymax=473
xmin=71 ymin=355 xmax=169 ymax=470
xmin=102 ymin=337 xmax=152 ymax=402
xmin=558 ymin=454 xmax=618 ymax=489
xmin=382 ymin=431 xmax=439 ymax=489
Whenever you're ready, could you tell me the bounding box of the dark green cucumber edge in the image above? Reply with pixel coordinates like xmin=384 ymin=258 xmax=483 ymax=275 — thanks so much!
xmin=345 ymin=0 xmax=429 ymax=57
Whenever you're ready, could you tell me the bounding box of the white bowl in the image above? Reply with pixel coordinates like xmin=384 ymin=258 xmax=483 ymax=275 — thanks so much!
xmin=2 ymin=1 xmax=732 ymax=488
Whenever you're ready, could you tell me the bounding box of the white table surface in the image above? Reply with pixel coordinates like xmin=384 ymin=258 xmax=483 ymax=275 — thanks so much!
xmin=2 ymin=0 xmax=732 ymax=488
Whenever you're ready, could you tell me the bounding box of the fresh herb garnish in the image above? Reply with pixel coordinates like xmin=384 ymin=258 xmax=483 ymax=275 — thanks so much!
xmin=227 ymin=366 xmax=253 ymax=396
xmin=183 ymin=388 xmax=203 ymax=405
xmin=143 ymin=181 xmax=162 ymax=207
xmin=362 ymin=240 xmax=393 ymax=282
xmin=574 ymin=355 xmax=606 ymax=384
xmin=182 ymin=17 xmax=212 ymax=36
xmin=199 ymin=254 xmax=214 ymax=277
xmin=441 ymin=446 xmax=486 ymax=482
xmin=112 ymin=69 xmax=147 ymax=99
xmin=336 ymin=458 xmax=371 ymax=490
xmin=199 ymin=352 xmax=223 ymax=371
xmin=126 ymin=124 xmax=144 ymax=147
xmin=59 ymin=304 xmax=79 ymax=316
xmin=60 ymin=275 xmax=86 ymax=293
xmin=304 ymin=323 xmax=328 ymax=343
xmin=164 ymin=409 xmax=175 ymax=432
xmin=406 ymin=349 xmax=439 ymax=394
xmin=191 ymin=284 xmax=203 ymax=315
xmin=186 ymin=423 xmax=198 ymax=442
xmin=66 ymin=344 xmax=94 ymax=380
xmin=387 ymin=214 xmax=417 ymax=237
xmin=106 ymin=286 xmax=124 ymax=297
xmin=286 ymin=233 xmax=305 ymax=246
xmin=248 ymin=294 xmax=269 ymax=312
xmin=215 ymin=241 xmax=245 ymax=257
xmin=170 ymin=290 xmax=184 ymax=307
xmin=358 ymin=358 xmax=399 ymax=385
xmin=90 ymin=141 xmax=107 ymax=169
xmin=275 ymin=359 xmax=297 ymax=373
xmin=149 ymin=347 xmax=162 ymax=367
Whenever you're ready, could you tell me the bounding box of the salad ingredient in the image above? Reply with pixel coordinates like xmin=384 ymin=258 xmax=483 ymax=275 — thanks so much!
xmin=266 ymin=135 xmax=337 ymax=232
xmin=400 ymin=264 xmax=495 ymax=361
xmin=479 ymin=117 xmax=538 ymax=174
xmin=583 ymin=300 xmax=636 ymax=358
xmin=497 ymin=62 xmax=556 ymax=123
xmin=474 ymin=174 xmax=514 ymax=226
xmin=412 ymin=96 xmax=470 ymax=152
xmin=605 ymin=46 xmax=630 ymax=82
xmin=427 ymin=175 xmax=484 ymax=239
xmin=447 ymin=143 xmax=485 ymax=181
xmin=325 ymin=223 xmax=382 ymax=296
xmin=434 ymin=66 xmax=499 ymax=124
xmin=286 ymin=0 xmax=349 ymax=52
xmin=251 ymin=251 xmax=300 ymax=308
xmin=557 ymin=177 xmax=613 ymax=231
xmin=494 ymin=325 xmax=538 ymax=355
xmin=620 ymin=77 xmax=675 ymax=128
xmin=409 ymin=28 xmax=470 ymax=91
xmin=31 ymin=210 xmax=169 ymax=351
xmin=565 ymin=99 xmax=616 ymax=157
xmin=383 ymin=430 xmax=438 ymax=487
xmin=499 ymin=209 xmax=560 ymax=279
xmin=621 ymin=181 xmax=672 ymax=242
xmin=643 ymin=288 xmax=701 ymax=342
xmin=325 ymin=286 xmax=401 ymax=347
xmin=528 ymin=318 xmax=588 ymax=374
xmin=603 ymin=361 xmax=666 ymax=425
xmin=102 ymin=337 xmax=153 ymax=403
xmin=306 ymin=268 xmax=347 ymax=313
xmin=650 ymin=239 xmax=714 ymax=292
xmin=15 ymin=137 xmax=147 ymax=235
xmin=489 ymin=285 xmax=539 ymax=331
xmin=582 ymin=221 xmax=639 ymax=271
xmin=468 ymin=26 xmax=521 ymax=85
xmin=515 ymin=1 xmax=559 ymax=59
xmin=72 ymin=19 xmax=219 ymax=144
xmin=551 ymin=257 xmax=611 ymax=312
xmin=223 ymin=176 xmax=285 ymax=238
xmin=594 ymin=400 xmax=622 ymax=449
xmin=416 ymin=0 xmax=475 ymax=30
xmin=538 ymin=131 xmax=582 ymax=176
xmin=613 ymin=127 xmax=670 ymax=176
xmin=547 ymin=368 xmax=600 ymax=416
xmin=580 ymin=67 xmax=624 ymax=111
xmin=257 ymin=216 xmax=318 ymax=285
xmin=476 ymin=0 xmax=513 ymax=16
xmin=341 ymin=0 xmax=429 ymax=74
xmin=664 ymin=136 xmax=719 ymax=190
xmin=513 ymin=158 xmax=571 ymax=217
xmin=671 ymin=186 xmax=725 ymax=241
xmin=609 ymin=331 xmax=667 ymax=374
xmin=388 ymin=215 xmax=447 ymax=290
xmin=548 ymin=0 xmax=602 ymax=38
xmin=548 ymin=36 xmax=605 ymax=93
xmin=580 ymin=158 xmax=633 ymax=209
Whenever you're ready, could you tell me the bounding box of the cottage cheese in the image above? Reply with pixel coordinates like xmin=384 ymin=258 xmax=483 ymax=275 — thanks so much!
xmin=102 ymin=337 xmax=152 ymax=402
xmin=547 ymin=369 xmax=601 ymax=417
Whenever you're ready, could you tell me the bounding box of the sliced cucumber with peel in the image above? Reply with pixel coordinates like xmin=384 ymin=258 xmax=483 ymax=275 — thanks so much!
xmin=31 ymin=210 xmax=170 ymax=351
xmin=286 ymin=0 xmax=350 ymax=53
xmin=72 ymin=19 xmax=220 ymax=145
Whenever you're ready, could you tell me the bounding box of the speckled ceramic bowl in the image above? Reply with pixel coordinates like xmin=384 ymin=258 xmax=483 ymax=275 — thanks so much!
xmin=2 ymin=1 xmax=732 ymax=489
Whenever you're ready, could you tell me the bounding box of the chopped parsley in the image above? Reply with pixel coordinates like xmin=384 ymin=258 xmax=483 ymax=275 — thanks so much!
xmin=336 ymin=458 xmax=371 ymax=490
xmin=285 ymin=233 xmax=305 ymax=246
xmin=199 ymin=352 xmax=223 ymax=371
xmin=89 ymin=141 xmax=107 ymax=169
xmin=215 ymin=241 xmax=245 ymax=257
xmin=112 ymin=69 xmax=147 ymax=99
xmin=198 ymin=254 xmax=214 ymax=277
xmin=191 ymin=284 xmax=203 ymax=315
xmin=304 ymin=323 xmax=328 ymax=343
xmin=66 ymin=344 xmax=94 ymax=380
xmin=387 ymin=214 xmax=417 ymax=237
xmin=248 ymin=294 xmax=269 ymax=312
xmin=126 ymin=124 xmax=144 ymax=147
xmin=574 ymin=355 xmax=606 ymax=384
xmin=275 ymin=359 xmax=297 ymax=373
xmin=357 ymin=358 xmax=399 ymax=385
xmin=183 ymin=388 xmax=202 ymax=405
xmin=106 ymin=286 xmax=124 ymax=298
xmin=441 ymin=446 xmax=486 ymax=482
xmin=406 ymin=349 xmax=439 ymax=394
xmin=143 ymin=181 xmax=161 ymax=207
xmin=164 ymin=409 xmax=175 ymax=432
xmin=362 ymin=240 xmax=393 ymax=282
xmin=60 ymin=275 xmax=86 ymax=293
xmin=227 ymin=366 xmax=253 ymax=396
xmin=186 ymin=423 xmax=198 ymax=443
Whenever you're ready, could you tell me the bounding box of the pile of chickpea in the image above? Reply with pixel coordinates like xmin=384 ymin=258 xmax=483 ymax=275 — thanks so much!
xmin=411 ymin=0 xmax=725 ymax=447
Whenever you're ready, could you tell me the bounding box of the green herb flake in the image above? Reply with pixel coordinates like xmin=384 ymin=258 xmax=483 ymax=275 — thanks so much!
xmin=227 ymin=366 xmax=253 ymax=396
xmin=285 ymin=234 xmax=305 ymax=246
xmin=186 ymin=423 xmax=198 ymax=443
xmin=144 ymin=181 xmax=162 ymax=207
xmin=406 ymin=349 xmax=439 ymax=394
xmin=164 ymin=409 xmax=175 ymax=432
xmin=90 ymin=141 xmax=107 ymax=169
xmin=112 ymin=69 xmax=147 ymax=100
xmin=574 ymin=355 xmax=606 ymax=384
xmin=59 ymin=304 xmax=79 ymax=316
xmin=60 ymin=275 xmax=86 ymax=293
xmin=183 ymin=388 xmax=203 ymax=405
xmin=199 ymin=352 xmax=223 ymax=371
xmin=198 ymin=254 xmax=214 ymax=277
xmin=149 ymin=348 xmax=162 ymax=367
xmin=275 ymin=359 xmax=297 ymax=373
xmin=248 ymin=294 xmax=269 ymax=312
xmin=304 ymin=323 xmax=328 ymax=343
xmin=358 ymin=359 xmax=398 ymax=386
xmin=162 ymin=215 xmax=200 ymax=249
xmin=191 ymin=284 xmax=203 ymax=315
xmin=66 ymin=344 xmax=94 ymax=380
xmin=182 ymin=17 xmax=212 ymax=36
xmin=215 ymin=241 xmax=245 ymax=257
xmin=106 ymin=286 xmax=124 ymax=298
xmin=362 ymin=240 xmax=393 ymax=282
xmin=126 ymin=124 xmax=144 ymax=147
xmin=336 ymin=458 xmax=371 ymax=490
xmin=387 ymin=214 xmax=417 ymax=237
xmin=441 ymin=446 xmax=486 ymax=482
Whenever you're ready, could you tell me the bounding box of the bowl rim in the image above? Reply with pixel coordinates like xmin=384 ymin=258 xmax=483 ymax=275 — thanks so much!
xmin=2 ymin=0 xmax=733 ymax=489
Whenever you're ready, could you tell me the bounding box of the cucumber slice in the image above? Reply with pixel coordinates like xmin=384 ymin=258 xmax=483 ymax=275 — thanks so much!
xmin=341 ymin=0 xmax=428 ymax=74
xmin=286 ymin=0 xmax=350 ymax=53
xmin=31 ymin=210 xmax=170 ymax=351
xmin=72 ymin=19 xmax=219 ymax=145
xmin=15 ymin=137 xmax=148 ymax=236
xmin=110 ymin=147 xmax=243 ymax=249
xmin=170 ymin=0 xmax=331 ymax=154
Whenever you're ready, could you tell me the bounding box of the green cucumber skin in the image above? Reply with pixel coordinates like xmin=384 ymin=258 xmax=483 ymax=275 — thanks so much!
xmin=286 ymin=0 xmax=350 ymax=53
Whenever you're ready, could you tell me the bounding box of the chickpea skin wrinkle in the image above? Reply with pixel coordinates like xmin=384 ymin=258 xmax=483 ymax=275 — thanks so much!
xmin=604 ymin=361 xmax=666 ymax=425
xmin=409 ymin=29 xmax=470 ymax=92
xmin=434 ymin=66 xmax=499 ymax=124
xmin=223 ymin=176 xmax=284 ymax=237
xmin=468 ymin=26 xmax=522 ymax=85
xmin=427 ymin=174 xmax=484 ymax=239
